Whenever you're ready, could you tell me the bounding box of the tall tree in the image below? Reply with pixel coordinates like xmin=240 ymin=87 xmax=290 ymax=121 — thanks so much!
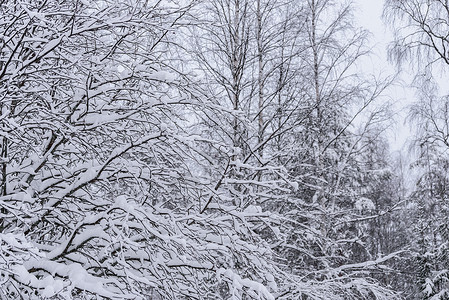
xmin=271 ymin=0 xmax=401 ymax=297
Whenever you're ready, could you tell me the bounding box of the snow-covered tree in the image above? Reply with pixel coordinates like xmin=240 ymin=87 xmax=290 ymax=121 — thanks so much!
xmin=0 ymin=0 xmax=284 ymax=298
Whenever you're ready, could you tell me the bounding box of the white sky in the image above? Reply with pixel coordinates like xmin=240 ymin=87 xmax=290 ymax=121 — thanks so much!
xmin=355 ymin=0 xmax=414 ymax=152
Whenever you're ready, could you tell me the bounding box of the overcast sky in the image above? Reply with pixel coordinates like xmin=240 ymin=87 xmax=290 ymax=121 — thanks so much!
xmin=355 ymin=0 xmax=413 ymax=152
